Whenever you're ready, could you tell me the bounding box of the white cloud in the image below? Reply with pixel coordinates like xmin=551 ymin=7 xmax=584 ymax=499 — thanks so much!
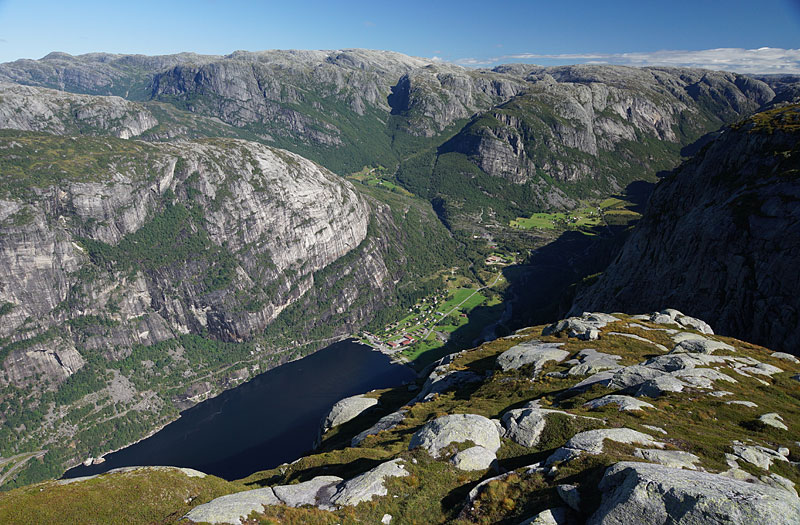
xmin=497 ymin=48 xmax=800 ymax=74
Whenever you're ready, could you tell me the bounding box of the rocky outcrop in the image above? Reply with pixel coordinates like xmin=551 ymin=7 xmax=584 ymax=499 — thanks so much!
xmin=320 ymin=394 xmax=379 ymax=434
xmin=546 ymin=428 xmax=665 ymax=464
xmin=0 ymin=83 xmax=157 ymax=138
xmin=496 ymin=341 xmax=569 ymax=375
xmin=574 ymin=104 xmax=800 ymax=354
xmin=183 ymin=487 xmax=281 ymax=525
xmin=588 ymin=462 xmax=800 ymax=524
xmin=328 ymin=459 xmax=409 ymax=507
xmin=450 ymin=446 xmax=497 ymax=471
xmin=0 ymin=135 xmax=371 ymax=352
xmin=409 ymin=414 xmax=501 ymax=457
xmin=441 ymin=66 xmax=777 ymax=191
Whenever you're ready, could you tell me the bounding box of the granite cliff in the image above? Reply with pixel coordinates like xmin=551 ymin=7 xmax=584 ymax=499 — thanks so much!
xmin=0 ymin=127 xmax=452 ymax=485
xmin=573 ymin=104 xmax=800 ymax=354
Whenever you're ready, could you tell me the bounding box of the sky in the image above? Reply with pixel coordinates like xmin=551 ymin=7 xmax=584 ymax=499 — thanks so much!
xmin=0 ymin=0 xmax=799 ymax=73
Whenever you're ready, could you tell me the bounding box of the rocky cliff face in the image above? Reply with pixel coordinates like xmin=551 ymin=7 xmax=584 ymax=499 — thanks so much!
xmin=387 ymin=64 xmax=527 ymax=137
xmin=0 ymin=82 xmax=157 ymax=138
xmin=439 ymin=66 xmax=777 ymax=197
xmin=2 ymin=50 xmax=792 ymax=216
xmin=0 ymin=129 xmax=422 ymax=480
xmin=0 ymin=134 xmax=371 ymax=352
xmin=573 ymin=104 xmax=800 ymax=354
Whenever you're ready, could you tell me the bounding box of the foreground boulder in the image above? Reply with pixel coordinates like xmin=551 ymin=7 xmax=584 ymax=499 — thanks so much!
xmin=547 ymin=429 xmax=664 ymax=464
xmin=496 ymin=341 xmax=569 ymax=375
xmin=320 ymin=394 xmax=379 ymax=434
xmin=409 ymin=414 xmax=501 ymax=457
xmin=450 ymin=446 xmax=497 ymax=471
xmin=588 ymin=462 xmax=800 ymax=524
xmin=183 ymin=487 xmax=280 ymax=525
xmin=329 ymin=459 xmax=409 ymax=507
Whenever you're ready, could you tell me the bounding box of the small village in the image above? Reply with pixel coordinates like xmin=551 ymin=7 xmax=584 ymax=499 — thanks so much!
xmin=359 ymin=253 xmax=512 ymax=362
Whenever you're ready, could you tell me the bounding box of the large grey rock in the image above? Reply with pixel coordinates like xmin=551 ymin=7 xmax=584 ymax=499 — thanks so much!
xmin=450 ymin=446 xmax=497 ymax=471
xmin=546 ymin=428 xmax=664 ymax=464
xmin=587 ymin=462 xmax=800 ymax=524
xmin=671 ymin=367 xmax=737 ymax=389
xmin=321 ymin=394 xmax=379 ymax=433
xmin=496 ymin=341 xmax=569 ymax=374
xmin=642 ymin=353 xmax=716 ymax=372
xmin=183 ymin=487 xmax=280 ymax=524
xmin=633 ymin=375 xmax=686 ymax=398
xmin=606 ymin=365 xmax=665 ymax=390
xmin=633 ymin=449 xmax=700 ymax=470
xmin=329 ymin=459 xmax=408 ymax=507
xmin=732 ymin=444 xmax=789 ymax=470
xmin=583 ymin=395 xmax=654 ymax=412
xmin=501 ymin=405 xmax=577 ymax=447
xmin=736 ymin=362 xmax=784 ymax=376
xmin=272 ymin=476 xmax=343 ymax=508
xmin=566 ymin=348 xmax=622 ymax=376
xmin=542 ymin=313 xmax=618 ymax=340
xmin=675 ymin=314 xmax=714 ymax=334
xmin=409 ymin=414 xmax=501 ymax=457
xmin=671 ymin=338 xmax=734 ymax=355
xmin=351 ymin=409 xmax=407 ymax=446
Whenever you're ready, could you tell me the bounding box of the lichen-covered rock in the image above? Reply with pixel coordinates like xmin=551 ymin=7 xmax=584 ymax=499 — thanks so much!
xmin=584 ymin=395 xmax=655 ymax=412
xmin=772 ymin=352 xmax=800 ymax=363
xmin=556 ymin=484 xmax=581 ymax=512
xmin=412 ymin=356 xmax=482 ymax=404
xmin=566 ymin=348 xmax=622 ymax=376
xmin=633 ymin=449 xmax=700 ymax=470
xmin=500 ymin=404 xmax=579 ymax=448
xmin=731 ymin=444 xmax=789 ymax=470
xmin=670 ymin=338 xmax=734 ymax=355
xmin=542 ymin=313 xmax=618 ymax=340
xmin=272 ymin=476 xmax=343 ymax=508
xmin=329 ymin=459 xmax=408 ymax=507
xmin=450 ymin=446 xmax=497 ymax=471
xmin=547 ymin=429 xmax=663 ymax=464
xmin=183 ymin=487 xmax=280 ymax=524
xmin=588 ymin=462 xmax=800 ymax=524
xmin=409 ymin=414 xmax=501 ymax=457
xmin=726 ymin=400 xmax=758 ymax=408
xmin=633 ymin=375 xmax=686 ymax=398
xmin=496 ymin=341 xmax=569 ymax=374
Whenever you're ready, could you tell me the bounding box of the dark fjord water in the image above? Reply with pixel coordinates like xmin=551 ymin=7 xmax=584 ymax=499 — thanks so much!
xmin=64 ymin=340 xmax=414 ymax=480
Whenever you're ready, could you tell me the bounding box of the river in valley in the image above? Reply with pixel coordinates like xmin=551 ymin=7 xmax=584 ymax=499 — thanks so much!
xmin=63 ymin=339 xmax=415 ymax=481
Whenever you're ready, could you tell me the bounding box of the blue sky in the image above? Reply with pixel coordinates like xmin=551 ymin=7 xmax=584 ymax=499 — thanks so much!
xmin=0 ymin=0 xmax=799 ymax=73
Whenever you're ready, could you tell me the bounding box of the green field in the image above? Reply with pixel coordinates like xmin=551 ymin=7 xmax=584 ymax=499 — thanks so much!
xmin=348 ymin=166 xmax=414 ymax=196
xmin=510 ymin=198 xmax=643 ymax=232
xmin=510 ymin=205 xmax=603 ymax=230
